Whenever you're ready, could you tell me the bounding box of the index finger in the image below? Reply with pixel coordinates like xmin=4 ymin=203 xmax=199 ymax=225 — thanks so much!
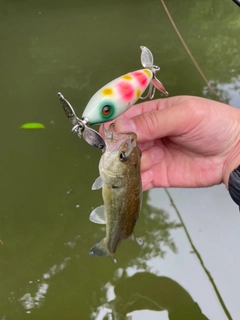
xmin=99 ymin=95 xmax=192 ymax=136
xmin=115 ymin=95 xmax=192 ymax=119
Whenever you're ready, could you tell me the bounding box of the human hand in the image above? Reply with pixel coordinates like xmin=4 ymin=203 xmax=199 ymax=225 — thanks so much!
xmin=111 ymin=96 xmax=240 ymax=191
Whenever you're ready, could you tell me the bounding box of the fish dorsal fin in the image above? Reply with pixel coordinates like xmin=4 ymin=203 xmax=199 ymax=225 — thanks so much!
xmin=91 ymin=176 xmax=103 ymax=190
xmin=89 ymin=205 xmax=106 ymax=224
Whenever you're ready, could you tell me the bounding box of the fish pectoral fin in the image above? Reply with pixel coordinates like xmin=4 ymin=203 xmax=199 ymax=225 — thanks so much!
xmin=129 ymin=233 xmax=144 ymax=246
xmin=89 ymin=238 xmax=116 ymax=263
xmin=89 ymin=205 xmax=106 ymax=224
xmin=91 ymin=176 xmax=103 ymax=190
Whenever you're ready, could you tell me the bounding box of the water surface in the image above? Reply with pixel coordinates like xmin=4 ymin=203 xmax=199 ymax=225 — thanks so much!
xmin=0 ymin=1 xmax=240 ymax=319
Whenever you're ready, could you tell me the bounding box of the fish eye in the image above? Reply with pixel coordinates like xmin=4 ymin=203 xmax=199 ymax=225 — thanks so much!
xmin=119 ymin=152 xmax=128 ymax=162
xmin=102 ymin=105 xmax=111 ymax=116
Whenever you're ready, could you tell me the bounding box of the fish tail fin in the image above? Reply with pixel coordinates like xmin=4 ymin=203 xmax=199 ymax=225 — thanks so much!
xmin=89 ymin=238 xmax=116 ymax=263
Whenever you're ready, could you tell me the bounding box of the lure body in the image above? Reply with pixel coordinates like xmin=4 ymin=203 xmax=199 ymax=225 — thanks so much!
xmin=82 ymin=69 xmax=153 ymax=125
xmin=58 ymin=46 xmax=168 ymax=150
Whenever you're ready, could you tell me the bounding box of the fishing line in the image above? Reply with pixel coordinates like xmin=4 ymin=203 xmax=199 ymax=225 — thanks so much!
xmin=232 ymin=0 xmax=240 ymax=7
xmin=165 ymin=189 xmax=233 ymax=320
xmin=160 ymin=0 xmax=219 ymax=98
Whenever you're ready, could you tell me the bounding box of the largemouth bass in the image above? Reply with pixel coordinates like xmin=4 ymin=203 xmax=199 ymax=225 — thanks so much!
xmin=89 ymin=124 xmax=143 ymax=262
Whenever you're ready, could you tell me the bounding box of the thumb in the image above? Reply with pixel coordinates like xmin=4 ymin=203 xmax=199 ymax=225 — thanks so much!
xmin=114 ymin=106 xmax=191 ymax=142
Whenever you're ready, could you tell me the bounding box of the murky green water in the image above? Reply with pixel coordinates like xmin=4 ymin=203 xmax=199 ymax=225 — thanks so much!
xmin=1 ymin=1 xmax=240 ymax=319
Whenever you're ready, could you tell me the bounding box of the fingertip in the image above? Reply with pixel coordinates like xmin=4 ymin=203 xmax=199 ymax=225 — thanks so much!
xmin=142 ymin=169 xmax=154 ymax=186
xmin=114 ymin=118 xmax=136 ymax=133
xmin=142 ymin=182 xmax=153 ymax=191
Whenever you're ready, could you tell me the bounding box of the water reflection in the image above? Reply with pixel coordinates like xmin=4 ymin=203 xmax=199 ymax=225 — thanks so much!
xmin=90 ymin=198 xmax=185 ymax=319
xmin=89 ymin=189 xmax=230 ymax=320
xmin=114 ymin=272 xmax=209 ymax=320
xmin=133 ymin=203 xmax=181 ymax=270
xmin=91 ymin=272 xmax=209 ymax=320
xmin=19 ymin=257 xmax=71 ymax=313
xmin=203 ymin=76 xmax=240 ymax=108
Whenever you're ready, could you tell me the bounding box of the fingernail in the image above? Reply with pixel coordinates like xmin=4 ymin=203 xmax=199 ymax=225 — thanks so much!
xmin=115 ymin=118 xmax=136 ymax=132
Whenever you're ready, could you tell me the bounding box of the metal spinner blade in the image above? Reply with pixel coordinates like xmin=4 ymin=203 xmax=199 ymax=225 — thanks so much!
xmin=140 ymin=45 xmax=154 ymax=68
xmin=58 ymin=92 xmax=106 ymax=150
xmin=140 ymin=46 xmax=168 ymax=98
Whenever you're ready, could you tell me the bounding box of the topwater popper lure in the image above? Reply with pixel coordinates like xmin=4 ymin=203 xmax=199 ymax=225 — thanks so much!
xmin=58 ymin=46 xmax=168 ymax=150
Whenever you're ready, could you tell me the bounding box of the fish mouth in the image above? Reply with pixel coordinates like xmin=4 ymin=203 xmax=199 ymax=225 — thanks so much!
xmin=104 ymin=123 xmax=137 ymax=153
xmin=104 ymin=123 xmax=137 ymax=139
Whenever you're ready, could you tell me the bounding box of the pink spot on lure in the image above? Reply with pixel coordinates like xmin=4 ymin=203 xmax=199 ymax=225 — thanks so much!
xmin=131 ymin=71 xmax=148 ymax=88
xmin=117 ymin=81 xmax=134 ymax=102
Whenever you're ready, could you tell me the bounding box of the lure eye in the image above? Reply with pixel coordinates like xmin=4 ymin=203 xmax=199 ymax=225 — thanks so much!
xmin=119 ymin=152 xmax=128 ymax=162
xmin=102 ymin=105 xmax=111 ymax=116
xmin=99 ymin=102 xmax=115 ymax=120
